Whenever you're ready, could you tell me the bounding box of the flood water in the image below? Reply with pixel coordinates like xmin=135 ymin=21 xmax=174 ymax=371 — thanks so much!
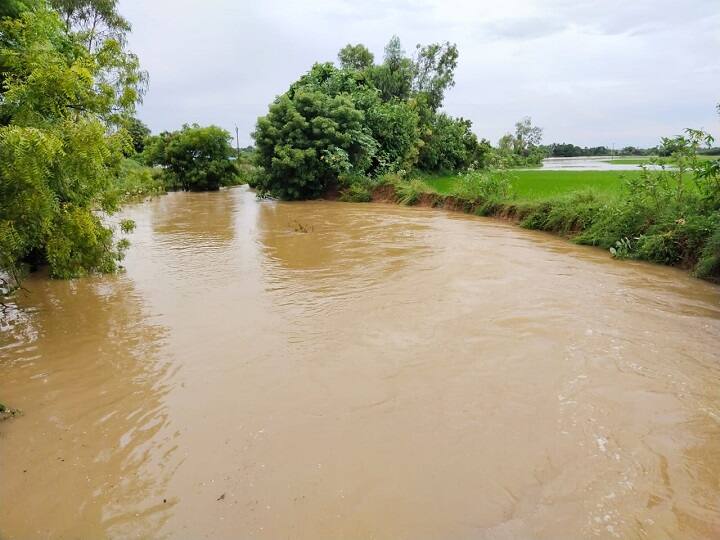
xmin=538 ymin=156 xmax=664 ymax=171
xmin=1 ymin=187 xmax=719 ymax=539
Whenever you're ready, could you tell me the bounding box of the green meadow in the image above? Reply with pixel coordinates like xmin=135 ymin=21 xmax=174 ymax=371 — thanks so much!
xmin=420 ymin=169 xmax=640 ymax=200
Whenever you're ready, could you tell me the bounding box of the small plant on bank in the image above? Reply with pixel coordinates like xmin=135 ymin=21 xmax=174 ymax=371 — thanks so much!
xmin=609 ymin=237 xmax=635 ymax=259
xmin=450 ymin=168 xmax=512 ymax=203
xmin=338 ymin=173 xmax=375 ymax=202
xmin=395 ymin=179 xmax=427 ymax=205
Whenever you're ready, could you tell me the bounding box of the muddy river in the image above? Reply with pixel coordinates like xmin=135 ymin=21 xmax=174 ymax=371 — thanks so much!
xmin=1 ymin=187 xmax=719 ymax=539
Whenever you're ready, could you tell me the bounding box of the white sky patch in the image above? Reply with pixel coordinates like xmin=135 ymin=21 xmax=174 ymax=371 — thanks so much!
xmin=120 ymin=0 xmax=720 ymax=147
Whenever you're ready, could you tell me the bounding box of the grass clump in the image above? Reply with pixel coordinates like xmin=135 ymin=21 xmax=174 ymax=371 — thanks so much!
xmin=338 ymin=173 xmax=375 ymax=202
xmin=519 ymin=190 xmax=607 ymax=235
xmin=394 ymin=178 xmax=427 ymax=205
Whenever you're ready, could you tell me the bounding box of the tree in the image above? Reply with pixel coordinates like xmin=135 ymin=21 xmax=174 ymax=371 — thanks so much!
xmin=337 ymin=43 xmax=374 ymax=71
xmin=0 ymin=3 xmax=144 ymax=284
xmin=254 ymin=39 xmax=478 ymax=200
xmin=124 ymin=116 xmax=150 ymax=154
xmin=50 ymin=0 xmax=130 ymax=51
xmin=418 ymin=114 xmax=484 ymax=171
xmin=369 ymin=36 xmax=414 ymax=102
xmin=0 ymin=0 xmax=35 ymax=19
xmin=412 ymin=41 xmax=458 ymax=111
xmin=366 ymin=100 xmax=420 ymax=172
xmin=253 ymin=65 xmax=377 ymax=200
xmin=143 ymin=124 xmax=237 ymax=191
xmin=513 ymin=116 xmax=543 ymax=155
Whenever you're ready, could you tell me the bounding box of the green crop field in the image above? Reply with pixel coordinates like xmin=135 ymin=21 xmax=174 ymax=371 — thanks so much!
xmin=420 ymin=170 xmax=645 ymax=201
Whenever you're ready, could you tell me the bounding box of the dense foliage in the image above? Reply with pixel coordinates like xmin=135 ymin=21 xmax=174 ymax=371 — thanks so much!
xmin=143 ymin=124 xmax=237 ymax=191
xmin=124 ymin=116 xmax=150 ymax=154
xmin=0 ymin=0 xmax=145 ymax=286
xmin=575 ymin=130 xmax=720 ymax=277
xmin=253 ymin=37 xmax=486 ymax=200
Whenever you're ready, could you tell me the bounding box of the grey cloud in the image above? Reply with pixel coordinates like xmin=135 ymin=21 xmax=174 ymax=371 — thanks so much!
xmin=120 ymin=0 xmax=720 ymax=148
xmin=480 ymin=17 xmax=568 ymax=41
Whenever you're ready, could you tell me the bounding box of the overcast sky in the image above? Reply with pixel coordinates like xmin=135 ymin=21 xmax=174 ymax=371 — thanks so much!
xmin=120 ymin=0 xmax=720 ymax=148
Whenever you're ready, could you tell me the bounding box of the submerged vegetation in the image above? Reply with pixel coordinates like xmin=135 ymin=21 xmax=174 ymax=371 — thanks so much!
xmin=142 ymin=124 xmax=239 ymax=191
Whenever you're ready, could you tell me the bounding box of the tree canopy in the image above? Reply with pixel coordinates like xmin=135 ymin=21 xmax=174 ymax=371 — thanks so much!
xmin=253 ymin=36 xmax=482 ymax=200
xmin=143 ymin=124 xmax=237 ymax=191
xmin=337 ymin=44 xmax=374 ymax=71
xmin=0 ymin=1 xmax=144 ymax=284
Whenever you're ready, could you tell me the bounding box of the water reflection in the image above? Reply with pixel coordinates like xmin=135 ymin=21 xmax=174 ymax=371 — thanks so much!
xmin=0 ymin=274 xmax=175 ymax=538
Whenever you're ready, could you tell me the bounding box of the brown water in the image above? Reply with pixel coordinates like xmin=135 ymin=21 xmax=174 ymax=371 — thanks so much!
xmin=1 ymin=187 xmax=719 ymax=539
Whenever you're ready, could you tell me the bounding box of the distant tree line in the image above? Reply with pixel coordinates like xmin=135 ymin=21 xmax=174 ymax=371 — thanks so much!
xmin=545 ymin=143 xmax=720 ymax=158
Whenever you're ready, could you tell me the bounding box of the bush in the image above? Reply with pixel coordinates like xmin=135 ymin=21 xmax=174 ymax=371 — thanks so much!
xmin=450 ymin=169 xmax=512 ymax=202
xmin=339 ymin=182 xmax=373 ymax=202
xmin=395 ymin=178 xmax=426 ymax=205
xmin=695 ymin=223 xmax=720 ymax=279
xmin=112 ymin=159 xmax=165 ymax=201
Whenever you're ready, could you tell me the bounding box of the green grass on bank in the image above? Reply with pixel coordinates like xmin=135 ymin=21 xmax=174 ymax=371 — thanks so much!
xmin=420 ymin=170 xmax=641 ymax=200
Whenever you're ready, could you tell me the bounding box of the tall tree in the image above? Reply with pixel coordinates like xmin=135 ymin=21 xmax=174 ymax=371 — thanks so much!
xmin=513 ymin=116 xmax=543 ymax=155
xmin=369 ymin=36 xmax=414 ymax=102
xmin=0 ymin=4 xmax=145 ymax=284
xmin=50 ymin=0 xmax=130 ymax=51
xmin=412 ymin=41 xmax=458 ymax=111
xmin=337 ymin=43 xmax=374 ymax=71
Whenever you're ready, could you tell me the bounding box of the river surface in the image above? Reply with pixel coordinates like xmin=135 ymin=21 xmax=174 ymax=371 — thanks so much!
xmin=1 ymin=187 xmax=719 ymax=539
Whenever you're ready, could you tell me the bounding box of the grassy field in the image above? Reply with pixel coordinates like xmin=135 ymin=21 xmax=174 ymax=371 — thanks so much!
xmin=420 ymin=170 xmax=643 ymax=200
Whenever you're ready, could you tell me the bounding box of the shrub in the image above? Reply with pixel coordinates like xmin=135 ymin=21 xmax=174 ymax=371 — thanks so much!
xmin=695 ymin=222 xmax=720 ymax=280
xmin=395 ymin=179 xmax=427 ymax=205
xmin=450 ymin=169 xmax=512 ymax=202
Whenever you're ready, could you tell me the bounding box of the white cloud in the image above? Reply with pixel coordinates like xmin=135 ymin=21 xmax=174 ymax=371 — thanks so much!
xmin=120 ymin=0 xmax=720 ymax=147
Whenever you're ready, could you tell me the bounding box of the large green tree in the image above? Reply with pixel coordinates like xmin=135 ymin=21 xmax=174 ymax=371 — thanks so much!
xmin=50 ymin=0 xmax=130 ymax=50
xmin=253 ymin=64 xmax=377 ymax=200
xmin=0 ymin=2 xmax=144 ymax=284
xmin=412 ymin=41 xmax=458 ymax=111
xmin=253 ymin=38 xmax=479 ymax=200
